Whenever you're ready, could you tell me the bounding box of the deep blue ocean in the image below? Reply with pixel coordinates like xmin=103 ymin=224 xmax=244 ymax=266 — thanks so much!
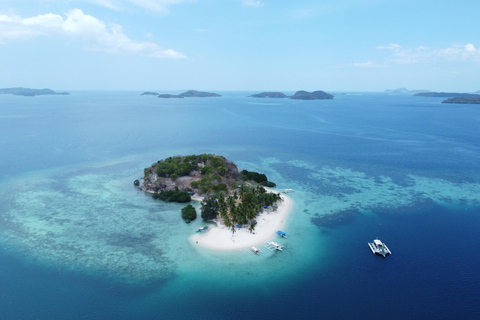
xmin=1 ymin=91 xmax=480 ymax=319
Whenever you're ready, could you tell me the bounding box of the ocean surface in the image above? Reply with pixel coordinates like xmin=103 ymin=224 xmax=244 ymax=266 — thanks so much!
xmin=1 ymin=91 xmax=479 ymax=319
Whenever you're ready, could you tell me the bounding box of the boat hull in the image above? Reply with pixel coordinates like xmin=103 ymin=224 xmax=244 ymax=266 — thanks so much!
xmin=368 ymin=242 xmax=391 ymax=257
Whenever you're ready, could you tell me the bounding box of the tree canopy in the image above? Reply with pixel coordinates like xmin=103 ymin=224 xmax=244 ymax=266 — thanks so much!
xmin=200 ymin=185 xmax=282 ymax=234
xmin=181 ymin=204 xmax=197 ymax=223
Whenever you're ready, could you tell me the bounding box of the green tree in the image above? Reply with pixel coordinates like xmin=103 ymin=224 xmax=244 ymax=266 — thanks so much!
xmin=181 ymin=204 xmax=197 ymax=222
xmin=201 ymin=196 xmax=218 ymax=221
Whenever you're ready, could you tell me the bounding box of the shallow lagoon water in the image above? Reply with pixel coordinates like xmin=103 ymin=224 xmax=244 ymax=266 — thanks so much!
xmin=1 ymin=92 xmax=480 ymax=319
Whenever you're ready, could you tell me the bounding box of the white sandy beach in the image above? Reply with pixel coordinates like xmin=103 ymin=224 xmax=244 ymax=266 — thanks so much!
xmin=189 ymin=192 xmax=293 ymax=251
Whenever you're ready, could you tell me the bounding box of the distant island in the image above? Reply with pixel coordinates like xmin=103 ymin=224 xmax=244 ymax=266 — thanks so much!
xmin=0 ymin=87 xmax=70 ymax=96
xmin=177 ymin=90 xmax=221 ymax=98
xmin=291 ymin=90 xmax=334 ymax=100
xmin=250 ymin=92 xmax=288 ymax=98
xmin=384 ymin=88 xmax=430 ymax=95
xmin=158 ymin=94 xmax=183 ymax=98
xmin=413 ymin=92 xmax=480 ymax=98
xmin=249 ymin=90 xmax=334 ymax=100
xmin=141 ymin=90 xmax=221 ymax=98
xmin=442 ymin=97 xmax=480 ymax=104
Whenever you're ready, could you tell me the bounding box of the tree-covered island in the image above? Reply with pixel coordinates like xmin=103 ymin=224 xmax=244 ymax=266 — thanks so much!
xmin=139 ymin=154 xmax=281 ymax=230
xmin=442 ymin=96 xmax=480 ymax=104
xmin=0 ymin=87 xmax=70 ymax=96
xmin=249 ymin=90 xmax=334 ymax=100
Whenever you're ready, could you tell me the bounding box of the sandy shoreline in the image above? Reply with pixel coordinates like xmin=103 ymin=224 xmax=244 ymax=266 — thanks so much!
xmin=189 ymin=191 xmax=293 ymax=251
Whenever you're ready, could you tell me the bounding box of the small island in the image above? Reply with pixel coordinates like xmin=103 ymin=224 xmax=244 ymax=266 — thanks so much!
xmin=142 ymin=90 xmax=221 ymax=98
xmin=0 ymin=87 xmax=70 ymax=96
xmin=442 ymin=96 xmax=480 ymax=104
xmin=139 ymin=154 xmax=291 ymax=251
xmin=384 ymin=88 xmax=430 ymax=95
xmin=250 ymin=92 xmax=288 ymax=98
xmin=177 ymin=90 xmax=221 ymax=98
xmin=413 ymin=92 xmax=480 ymax=98
xmin=291 ymin=90 xmax=334 ymax=100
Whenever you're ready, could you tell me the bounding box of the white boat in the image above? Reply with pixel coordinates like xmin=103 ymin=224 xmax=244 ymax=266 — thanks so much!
xmin=251 ymin=246 xmax=260 ymax=255
xmin=368 ymin=239 xmax=391 ymax=257
xmin=265 ymin=241 xmax=284 ymax=251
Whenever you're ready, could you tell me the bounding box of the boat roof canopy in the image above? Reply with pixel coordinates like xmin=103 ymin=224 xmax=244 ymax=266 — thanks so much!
xmin=374 ymin=239 xmax=383 ymax=245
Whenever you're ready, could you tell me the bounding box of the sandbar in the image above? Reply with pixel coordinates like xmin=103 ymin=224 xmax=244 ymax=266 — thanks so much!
xmin=189 ymin=191 xmax=293 ymax=251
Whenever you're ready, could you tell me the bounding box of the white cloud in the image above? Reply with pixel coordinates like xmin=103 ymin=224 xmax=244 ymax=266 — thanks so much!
xmin=86 ymin=0 xmax=122 ymax=10
xmin=0 ymin=9 xmax=186 ymax=58
xmin=377 ymin=43 xmax=401 ymax=51
xmin=376 ymin=43 xmax=480 ymax=64
xmin=242 ymin=0 xmax=265 ymax=8
xmin=353 ymin=61 xmax=381 ymax=67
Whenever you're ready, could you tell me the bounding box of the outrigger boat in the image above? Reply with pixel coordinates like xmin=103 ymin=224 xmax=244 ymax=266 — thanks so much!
xmin=276 ymin=230 xmax=287 ymax=238
xmin=251 ymin=246 xmax=260 ymax=255
xmin=368 ymin=238 xmax=391 ymax=257
xmin=265 ymin=241 xmax=284 ymax=251
xmin=196 ymin=226 xmax=209 ymax=233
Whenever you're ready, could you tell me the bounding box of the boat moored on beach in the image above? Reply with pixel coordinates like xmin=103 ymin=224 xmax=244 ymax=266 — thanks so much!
xmin=196 ymin=226 xmax=209 ymax=233
xmin=251 ymin=246 xmax=260 ymax=255
xmin=276 ymin=230 xmax=287 ymax=238
xmin=368 ymin=238 xmax=391 ymax=257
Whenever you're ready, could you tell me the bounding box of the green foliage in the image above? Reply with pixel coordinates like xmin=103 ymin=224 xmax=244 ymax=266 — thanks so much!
xmin=261 ymin=181 xmax=276 ymax=187
xmin=200 ymin=185 xmax=282 ymax=233
xmin=153 ymin=190 xmax=191 ymax=203
xmin=240 ymin=170 xmax=267 ymax=183
xmin=190 ymin=181 xmax=199 ymax=188
xmin=156 ymin=156 xmax=196 ymax=178
xmin=201 ymin=166 xmax=211 ymax=175
xmin=151 ymin=154 xmax=230 ymax=181
xmin=201 ymin=196 xmax=218 ymax=221
xmin=240 ymin=170 xmax=276 ymax=188
xmin=181 ymin=204 xmax=197 ymax=222
xmin=212 ymin=183 xmax=228 ymax=193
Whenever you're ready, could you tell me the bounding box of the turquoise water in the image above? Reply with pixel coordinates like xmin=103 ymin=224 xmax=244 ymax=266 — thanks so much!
xmin=1 ymin=92 xmax=480 ymax=319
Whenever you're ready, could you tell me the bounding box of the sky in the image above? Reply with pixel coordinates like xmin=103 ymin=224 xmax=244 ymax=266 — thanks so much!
xmin=0 ymin=0 xmax=479 ymax=92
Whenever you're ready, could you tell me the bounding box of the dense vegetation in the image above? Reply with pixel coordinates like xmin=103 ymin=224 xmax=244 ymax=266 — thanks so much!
xmin=141 ymin=154 xmax=280 ymax=225
xmin=181 ymin=204 xmax=197 ymax=223
xmin=201 ymin=185 xmax=282 ymax=233
xmin=152 ymin=190 xmax=191 ymax=202
xmin=240 ymin=170 xmax=276 ymax=187
xmin=151 ymin=154 xmax=230 ymax=180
